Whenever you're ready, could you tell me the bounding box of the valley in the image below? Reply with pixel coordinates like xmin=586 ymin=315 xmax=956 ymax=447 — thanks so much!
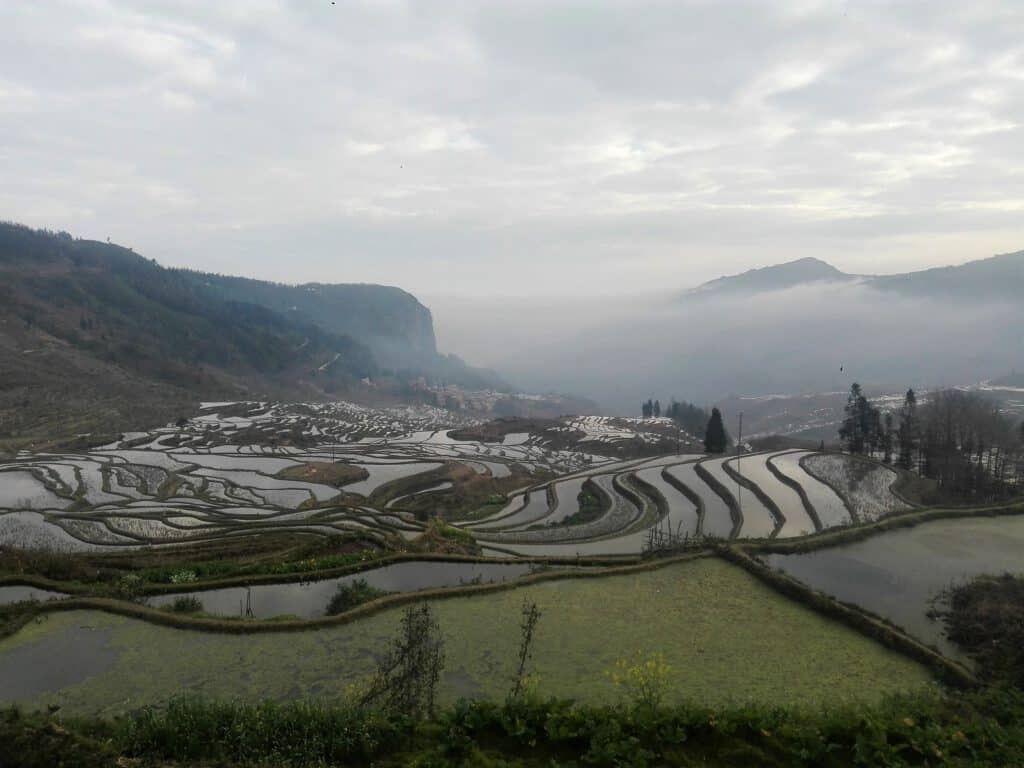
xmin=1 ymin=226 xmax=1023 ymax=766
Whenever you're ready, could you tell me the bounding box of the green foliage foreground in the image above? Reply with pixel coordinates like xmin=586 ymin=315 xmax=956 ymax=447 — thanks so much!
xmin=2 ymin=688 xmax=1024 ymax=768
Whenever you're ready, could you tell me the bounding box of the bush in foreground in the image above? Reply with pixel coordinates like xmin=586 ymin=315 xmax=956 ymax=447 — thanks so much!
xmin=931 ymin=573 xmax=1024 ymax=688
xmin=4 ymin=689 xmax=1024 ymax=767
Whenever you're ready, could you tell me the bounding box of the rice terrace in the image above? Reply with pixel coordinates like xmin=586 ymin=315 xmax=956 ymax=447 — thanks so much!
xmin=4 ymin=390 xmax=1024 ymax=764
xmin=5 ymin=2 xmax=1024 ymax=763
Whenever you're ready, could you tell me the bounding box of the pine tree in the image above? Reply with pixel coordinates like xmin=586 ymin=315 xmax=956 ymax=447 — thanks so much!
xmin=839 ymin=383 xmax=865 ymax=454
xmin=868 ymin=407 xmax=883 ymax=456
xmin=704 ymin=407 xmax=728 ymax=453
xmin=897 ymin=389 xmax=918 ymax=470
xmin=882 ymin=412 xmax=894 ymax=464
xmin=653 ymin=399 xmax=661 ymax=418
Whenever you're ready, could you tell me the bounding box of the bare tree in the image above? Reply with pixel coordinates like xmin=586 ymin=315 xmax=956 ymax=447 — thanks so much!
xmin=510 ymin=600 xmax=542 ymax=699
xmin=361 ymin=603 xmax=446 ymax=718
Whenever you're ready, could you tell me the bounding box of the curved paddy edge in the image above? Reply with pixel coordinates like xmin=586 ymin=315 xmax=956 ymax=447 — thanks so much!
xmin=716 ymin=544 xmax=975 ymax=688
xmin=3 ymin=551 xmax=716 ymax=636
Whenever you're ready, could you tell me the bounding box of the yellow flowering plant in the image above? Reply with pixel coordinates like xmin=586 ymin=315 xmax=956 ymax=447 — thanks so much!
xmin=607 ymin=652 xmax=672 ymax=709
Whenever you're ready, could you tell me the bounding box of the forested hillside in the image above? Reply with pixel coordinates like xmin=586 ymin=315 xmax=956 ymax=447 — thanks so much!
xmin=189 ymin=271 xmax=504 ymax=388
xmin=0 ymin=223 xmax=379 ymax=449
xmin=190 ymin=273 xmax=437 ymax=364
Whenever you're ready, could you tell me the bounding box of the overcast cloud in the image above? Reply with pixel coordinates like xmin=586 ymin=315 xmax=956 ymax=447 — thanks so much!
xmin=2 ymin=0 xmax=1023 ymax=297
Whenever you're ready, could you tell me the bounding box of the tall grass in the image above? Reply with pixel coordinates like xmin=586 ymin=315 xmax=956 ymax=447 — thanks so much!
xmin=102 ymin=688 xmax=1024 ymax=767
xmin=117 ymin=697 xmax=405 ymax=766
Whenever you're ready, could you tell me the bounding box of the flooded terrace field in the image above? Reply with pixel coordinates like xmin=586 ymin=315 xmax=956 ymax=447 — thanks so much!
xmin=0 ymin=559 xmax=933 ymax=716
xmin=146 ymin=560 xmax=539 ymax=619
xmin=764 ymin=513 xmax=1024 ymax=657
xmin=0 ymin=401 xmax=925 ymax=558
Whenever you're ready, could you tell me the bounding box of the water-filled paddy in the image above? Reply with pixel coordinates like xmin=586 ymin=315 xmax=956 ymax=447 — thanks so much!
xmin=0 ymin=585 xmax=68 ymax=605
xmin=147 ymin=561 xmax=536 ymax=618
xmin=732 ymin=454 xmax=815 ymax=537
xmin=547 ymin=477 xmax=587 ymax=524
xmin=0 ymin=558 xmax=932 ymax=716
xmin=473 ymin=485 xmax=550 ymax=530
xmin=635 ymin=465 xmax=699 ymax=537
xmin=665 ymin=462 xmax=732 ymax=537
xmin=720 ymin=458 xmax=777 ymax=538
xmin=0 ymin=470 xmax=69 ymax=510
xmin=764 ymin=513 xmax=1024 ymax=657
xmin=770 ymin=451 xmax=850 ymax=528
xmin=342 ymin=462 xmax=442 ymax=496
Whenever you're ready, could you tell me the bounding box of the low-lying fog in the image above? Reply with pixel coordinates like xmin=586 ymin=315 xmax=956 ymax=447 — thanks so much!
xmin=427 ymin=283 xmax=1023 ymax=414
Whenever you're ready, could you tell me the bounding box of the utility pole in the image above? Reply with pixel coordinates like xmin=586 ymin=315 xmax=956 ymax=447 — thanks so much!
xmin=736 ymin=412 xmax=744 ymax=516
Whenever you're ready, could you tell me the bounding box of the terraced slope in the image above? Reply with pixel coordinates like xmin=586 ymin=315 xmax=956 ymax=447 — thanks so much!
xmin=1 ymin=402 xmax=913 ymax=555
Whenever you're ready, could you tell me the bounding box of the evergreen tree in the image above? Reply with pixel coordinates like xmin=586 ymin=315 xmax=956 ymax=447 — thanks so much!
xmin=869 ymin=407 xmax=883 ymax=456
xmin=704 ymin=407 xmax=728 ymax=453
xmin=882 ymin=412 xmax=894 ymax=464
xmin=653 ymin=399 xmax=661 ymax=418
xmin=665 ymin=399 xmax=709 ymax=436
xmin=839 ymin=383 xmax=866 ymax=454
xmin=838 ymin=383 xmax=881 ymax=456
xmin=897 ymin=389 xmax=918 ymax=470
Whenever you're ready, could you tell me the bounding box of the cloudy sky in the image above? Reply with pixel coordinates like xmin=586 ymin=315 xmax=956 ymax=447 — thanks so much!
xmin=2 ymin=0 xmax=1023 ymax=296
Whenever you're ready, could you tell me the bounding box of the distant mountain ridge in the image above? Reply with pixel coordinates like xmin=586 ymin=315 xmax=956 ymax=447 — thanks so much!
xmin=685 ymin=250 xmax=1024 ymax=302
xmin=868 ymin=250 xmax=1024 ymax=302
xmin=686 ymin=257 xmax=854 ymax=296
xmin=503 ymin=246 xmax=1024 ymax=414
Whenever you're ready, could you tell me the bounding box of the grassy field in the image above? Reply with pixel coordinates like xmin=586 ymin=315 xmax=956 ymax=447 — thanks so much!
xmin=0 ymin=559 xmax=934 ymax=717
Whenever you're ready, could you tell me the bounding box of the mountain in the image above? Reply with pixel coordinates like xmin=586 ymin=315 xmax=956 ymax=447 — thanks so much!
xmin=181 ymin=271 xmax=505 ymax=390
xmin=685 ymin=257 xmax=854 ymax=298
xmin=869 ymin=250 xmax=1024 ymax=302
xmin=0 ymin=222 xmax=379 ymax=408
xmin=187 ymin=273 xmax=438 ymax=367
xmin=686 ymin=251 xmax=1024 ymax=303
xmin=0 ymin=222 xmax=490 ymax=450
xmin=497 ymin=247 xmax=1024 ymax=414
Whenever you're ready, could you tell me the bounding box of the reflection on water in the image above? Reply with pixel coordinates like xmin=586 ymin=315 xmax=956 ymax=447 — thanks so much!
xmin=765 ymin=514 xmax=1024 ymax=658
xmin=0 ymin=585 xmax=68 ymax=605
xmin=0 ymin=622 xmax=116 ymax=699
xmin=147 ymin=560 xmax=537 ymax=619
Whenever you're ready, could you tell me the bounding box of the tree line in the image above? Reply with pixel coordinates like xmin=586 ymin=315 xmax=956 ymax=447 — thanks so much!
xmin=641 ymin=398 xmax=730 ymax=454
xmin=840 ymin=383 xmax=1024 ymax=501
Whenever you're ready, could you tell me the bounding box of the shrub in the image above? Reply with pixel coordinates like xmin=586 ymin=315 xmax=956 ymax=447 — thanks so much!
xmin=325 ymin=578 xmax=386 ymax=616
xmin=168 ymin=569 xmax=197 ymax=584
xmin=164 ymin=595 xmax=203 ymax=614
xmin=931 ymin=573 xmax=1024 ymax=686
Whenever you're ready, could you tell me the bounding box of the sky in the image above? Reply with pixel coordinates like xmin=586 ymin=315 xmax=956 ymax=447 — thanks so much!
xmin=2 ymin=0 xmax=1024 ymax=297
